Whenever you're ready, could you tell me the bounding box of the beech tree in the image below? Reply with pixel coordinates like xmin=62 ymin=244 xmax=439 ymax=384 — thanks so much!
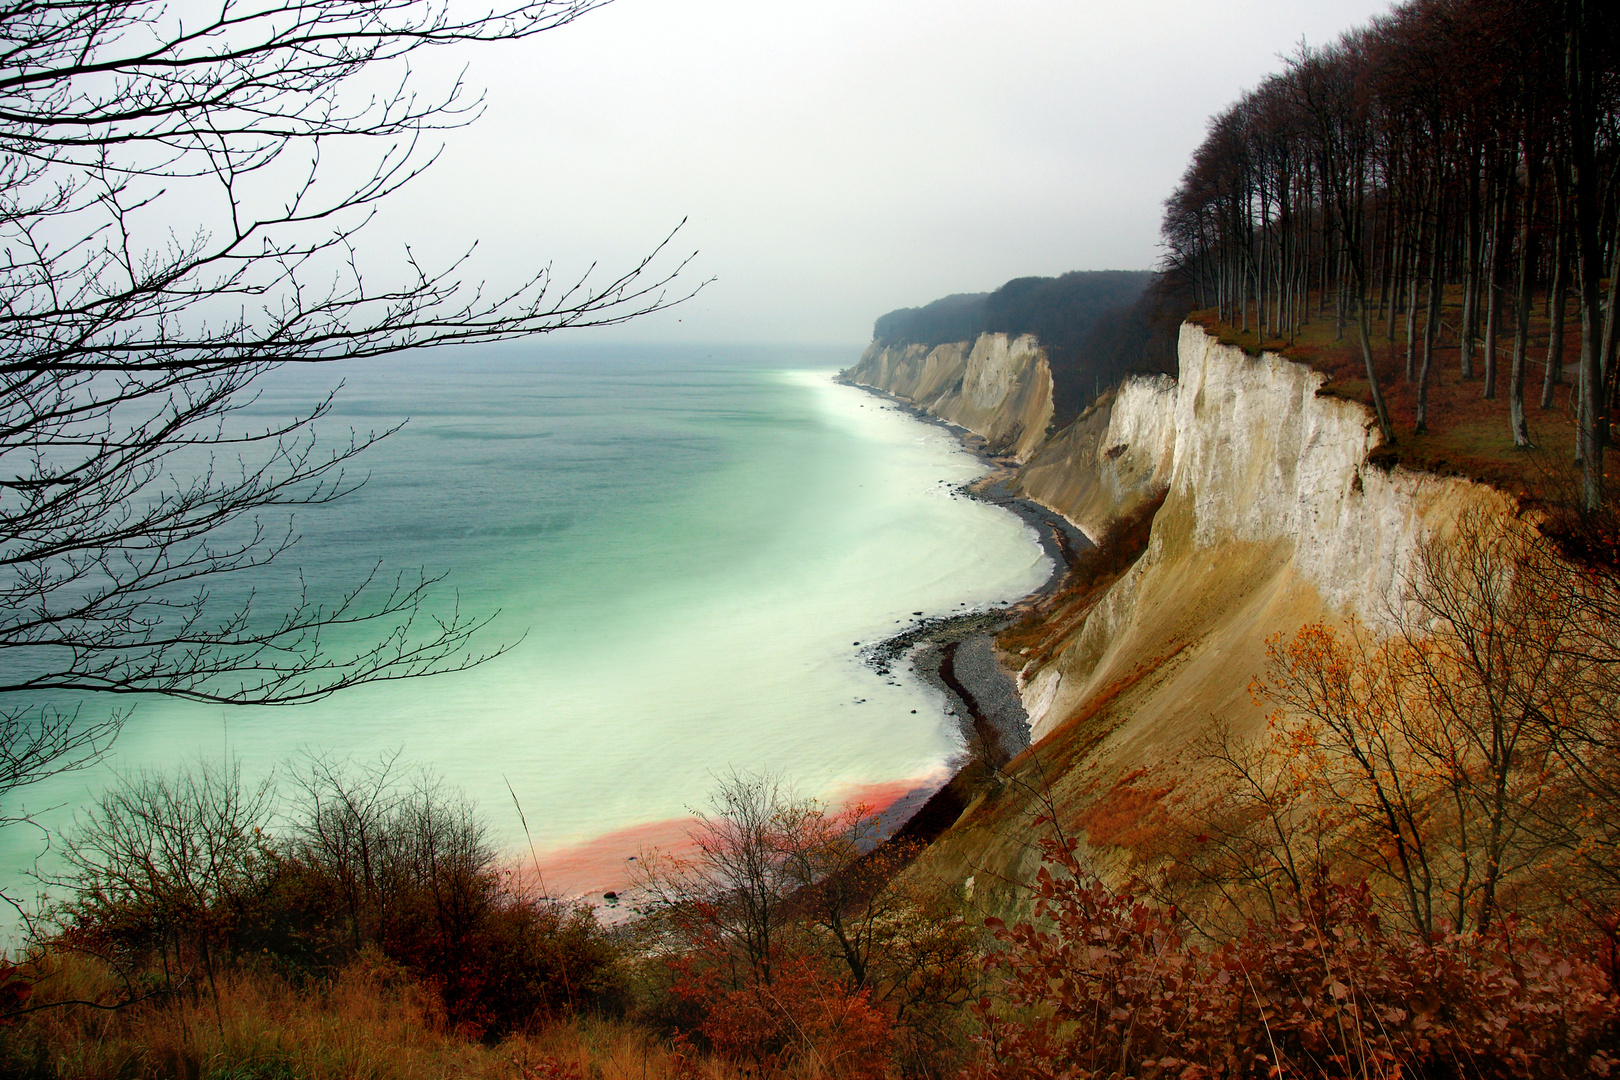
xmin=1162 ymin=0 xmax=1619 ymax=468
xmin=0 ymin=0 xmax=697 ymax=822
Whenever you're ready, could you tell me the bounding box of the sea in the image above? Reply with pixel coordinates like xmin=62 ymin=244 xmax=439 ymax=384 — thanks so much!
xmin=0 ymin=342 xmax=1050 ymax=916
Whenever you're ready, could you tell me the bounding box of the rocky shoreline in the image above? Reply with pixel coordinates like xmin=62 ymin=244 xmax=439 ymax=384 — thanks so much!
xmin=841 ymin=379 xmax=1088 ymax=840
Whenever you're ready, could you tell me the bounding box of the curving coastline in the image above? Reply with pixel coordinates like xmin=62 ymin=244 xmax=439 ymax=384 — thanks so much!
xmin=840 ymin=378 xmax=1090 ymax=843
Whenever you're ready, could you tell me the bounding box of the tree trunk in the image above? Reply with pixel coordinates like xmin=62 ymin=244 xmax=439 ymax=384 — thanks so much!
xmin=1511 ymin=143 xmax=1540 ymax=447
xmin=1460 ymin=151 xmax=1483 ymax=380
xmin=1601 ymin=229 xmax=1620 ymax=420
xmin=1568 ymin=0 xmax=1604 ymax=508
xmin=1417 ymin=199 xmax=1446 ymax=433
xmin=1387 ymin=227 xmax=1404 ymax=344
xmin=1406 ymin=228 xmax=1422 ymax=381
xmin=1483 ymin=169 xmax=1506 ymax=399
xmin=1543 ymin=205 xmax=1568 ymax=408
xmin=1335 ymin=247 xmax=1348 ymax=341
xmin=1358 ymin=294 xmax=1397 ymax=446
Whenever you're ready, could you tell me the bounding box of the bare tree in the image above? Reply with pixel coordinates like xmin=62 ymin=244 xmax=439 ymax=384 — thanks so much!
xmin=639 ymin=770 xmax=804 ymax=987
xmin=1198 ymin=508 xmax=1610 ymax=940
xmin=50 ymin=757 xmax=279 ymax=1019
xmin=286 ymin=749 xmax=409 ymax=952
xmin=0 ymin=0 xmax=701 ymax=820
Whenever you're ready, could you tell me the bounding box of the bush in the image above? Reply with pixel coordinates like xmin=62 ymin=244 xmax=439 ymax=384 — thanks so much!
xmin=666 ymin=953 xmax=890 ymax=1079
xmin=50 ymin=758 xmax=279 ymax=999
xmin=968 ymin=839 xmax=1620 ymax=1080
xmin=47 ymin=756 xmax=622 ymax=1039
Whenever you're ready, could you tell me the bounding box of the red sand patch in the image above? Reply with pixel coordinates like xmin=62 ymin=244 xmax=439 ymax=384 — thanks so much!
xmin=522 ymin=771 xmax=951 ymax=903
xmin=522 ymin=816 xmax=698 ymax=901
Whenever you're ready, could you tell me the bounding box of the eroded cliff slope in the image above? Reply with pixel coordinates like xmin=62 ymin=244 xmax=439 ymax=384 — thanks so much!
xmin=1007 ymin=374 xmax=1177 ymax=543
xmin=902 ymin=323 xmax=1510 ymax=911
xmin=844 ymin=333 xmax=1055 ymax=462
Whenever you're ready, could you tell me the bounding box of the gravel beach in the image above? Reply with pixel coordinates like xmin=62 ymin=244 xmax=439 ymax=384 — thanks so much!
xmin=843 ymin=382 xmax=1089 ymax=771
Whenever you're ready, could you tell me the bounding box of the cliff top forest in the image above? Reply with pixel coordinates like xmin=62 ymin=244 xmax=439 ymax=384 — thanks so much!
xmin=871 ymin=270 xmax=1185 ymax=422
xmin=1160 ymin=0 xmax=1620 ymax=513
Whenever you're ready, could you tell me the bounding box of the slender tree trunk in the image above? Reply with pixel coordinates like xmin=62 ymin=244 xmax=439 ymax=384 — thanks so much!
xmin=1406 ymin=229 xmax=1422 ymax=381
xmin=1568 ymin=7 xmax=1607 ymax=508
xmin=1388 ymin=225 xmax=1405 ymax=344
xmin=1568 ymin=0 xmax=1604 ymax=507
xmin=1543 ymin=206 xmax=1568 ymax=408
xmin=1511 ymin=144 xmax=1540 ymax=446
xmin=1241 ymin=251 xmax=1251 ymax=333
xmin=1484 ymin=169 xmax=1506 ymax=399
xmin=1460 ymin=152 xmax=1483 ymax=379
xmin=1336 ymin=248 xmax=1348 ymax=341
xmin=1380 ymin=216 xmax=1397 ymax=324
xmin=1417 ymin=200 xmax=1446 ymax=432
xmin=1599 ymin=225 xmax=1620 ymax=423
xmin=1280 ymin=223 xmax=1293 ymax=340
xmin=1358 ymin=292 xmax=1397 ymax=446
xmin=1319 ymin=231 xmax=1330 ymax=321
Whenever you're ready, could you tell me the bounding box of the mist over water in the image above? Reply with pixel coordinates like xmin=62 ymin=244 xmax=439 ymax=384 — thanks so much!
xmin=3 ymin=343 xmax=1049 ymax=906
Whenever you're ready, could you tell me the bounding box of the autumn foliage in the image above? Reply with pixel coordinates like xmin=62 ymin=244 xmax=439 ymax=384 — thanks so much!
xmin=969 ymin=838 xmax=1618 ymax=1080
xmin=667 ymin=954 xmax=891 ymax=1080
xmin=635 ymin=772 xmax=981 ymax=1079
xmin=43 ymin=756 xmax=620 ymax=1041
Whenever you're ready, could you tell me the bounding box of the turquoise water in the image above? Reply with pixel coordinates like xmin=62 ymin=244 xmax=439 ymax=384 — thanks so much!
xmin=3 ymin=343 xmax=1048 ymax=905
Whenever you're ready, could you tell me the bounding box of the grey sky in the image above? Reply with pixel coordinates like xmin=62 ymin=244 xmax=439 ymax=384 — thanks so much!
xmin=374 ymin=0 xmax=1396 ymax=346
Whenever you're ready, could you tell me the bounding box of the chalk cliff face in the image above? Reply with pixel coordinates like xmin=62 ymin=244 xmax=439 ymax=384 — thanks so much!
xmin=1009 ymin=375 xmax=1177 ymax=543
xmin=867 ymin=321 xmax=1511 ymax=906
xmin=1018 ymin=324 xmax=1505 ymax=743
xmin=845 ymin=333 xmax=1055 ymax=462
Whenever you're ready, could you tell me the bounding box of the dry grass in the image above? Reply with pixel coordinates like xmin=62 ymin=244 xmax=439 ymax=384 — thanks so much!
xmin=0 ymin=951 xmax=797 ymax=1080
xmin=1074 ymin=768 xmax=1177 ymax=861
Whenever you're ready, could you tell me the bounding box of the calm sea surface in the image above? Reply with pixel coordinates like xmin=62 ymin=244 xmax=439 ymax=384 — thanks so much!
xmin=2 ymin=342 xmax=1049 ymax=909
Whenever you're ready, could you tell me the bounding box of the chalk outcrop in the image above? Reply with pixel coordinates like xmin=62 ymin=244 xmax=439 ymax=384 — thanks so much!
xmin=1008 ymin=374 xmax=1178 ymax=543
xmin=844 ymin=333 xmax=1055 ymax=462
xmin=1019 ymin=324 xmax=1506 ymax=742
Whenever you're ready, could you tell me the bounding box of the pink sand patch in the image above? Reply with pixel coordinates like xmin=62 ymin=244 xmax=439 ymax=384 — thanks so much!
xmin=521 ymin=768 xmax=953 ymax=904
xmin=827 ymin=772 xmax=948 ymax=816
xmin=521 ymin=815 xmax=698 ymax=901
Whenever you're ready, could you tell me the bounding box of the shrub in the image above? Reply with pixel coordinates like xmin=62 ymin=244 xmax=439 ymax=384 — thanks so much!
xmin=47 ymin=756 xmax=622 ymax=1039
xmin=968 ymin=839 xmax=1620 ymax=1080
xmin=667 ymin=954 xmax=890 ymax=1080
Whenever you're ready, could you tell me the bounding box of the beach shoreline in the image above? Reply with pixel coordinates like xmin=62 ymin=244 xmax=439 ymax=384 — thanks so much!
xmin=548 ymin=376 xmax=1083 ymax=910
xmin=839 ymin=377 xmax=1088 ymax=845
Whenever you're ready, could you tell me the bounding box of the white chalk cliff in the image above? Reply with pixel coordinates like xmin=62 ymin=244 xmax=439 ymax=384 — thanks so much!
xmin=857 ymin=319 xmax=1514 ymax=902
xmin=855 ymin=319 xmax=1510 ymax=793
xmin=1018 ymin=323 xmax=1506 ymax=746
xmin=845 ymin=333 xmax=1055 ymax=462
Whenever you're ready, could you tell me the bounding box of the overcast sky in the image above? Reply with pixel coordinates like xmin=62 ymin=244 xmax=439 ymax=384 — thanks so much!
xmin=372 ymin=0 xmax=1397 ymax=346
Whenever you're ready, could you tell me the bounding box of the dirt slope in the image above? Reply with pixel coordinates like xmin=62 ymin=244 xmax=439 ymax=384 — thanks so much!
xmin=909 ymin=324 xmax=1511 ymax=919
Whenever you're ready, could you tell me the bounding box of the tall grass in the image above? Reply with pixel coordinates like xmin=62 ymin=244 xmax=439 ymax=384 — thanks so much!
xmin=0 ymin=950 xmax=781 ymax=1080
